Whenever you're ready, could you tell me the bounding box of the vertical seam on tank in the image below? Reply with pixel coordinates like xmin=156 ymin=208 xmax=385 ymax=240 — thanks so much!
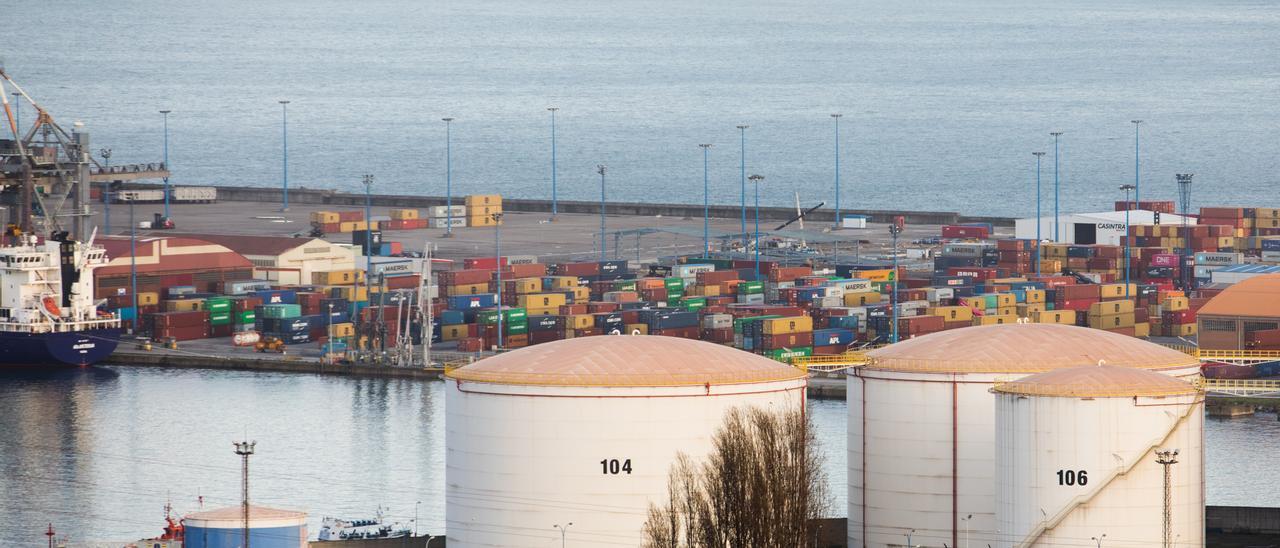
xmin=861 ymin=375 xmax=867 ymax=548
xmin=953 ymin=377 xmax=959 ymax=548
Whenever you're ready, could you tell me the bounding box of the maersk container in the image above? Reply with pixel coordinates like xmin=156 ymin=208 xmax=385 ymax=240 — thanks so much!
xmin=226 ymin=280 xmax=273 ymax=295
xmin=447 ymin=294 xmax=497 ymax=309
xmin=673 ymin=264 xmax=714 ymax=278
xmin=1195 ymin=251 xmax=1242 ymax=266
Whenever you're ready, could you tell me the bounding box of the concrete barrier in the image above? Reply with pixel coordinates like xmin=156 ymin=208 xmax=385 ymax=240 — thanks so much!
xmin=105 ymin=349 xmax=445 ymax=380
xmin=124 ymin=182 xmax=1015 ymax=227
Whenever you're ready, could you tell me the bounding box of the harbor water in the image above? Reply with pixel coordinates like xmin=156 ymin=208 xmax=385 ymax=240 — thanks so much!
xmin=0 ymin=366 xmax=1272 ymax=542
xmin=9 ymin=0 xmax=1279 ymax=216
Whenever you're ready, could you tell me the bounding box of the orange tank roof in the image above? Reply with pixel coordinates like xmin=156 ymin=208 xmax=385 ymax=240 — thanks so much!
xmin=1197 ymin=274 xmax=1280 ymax=319
xmin=993 ymin=364 xmax=1199 ymax=398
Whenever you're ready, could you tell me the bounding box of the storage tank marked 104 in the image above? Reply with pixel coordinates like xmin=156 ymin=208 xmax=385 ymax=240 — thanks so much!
xmin=182 ymin=505 xmax=307 ymax=548
xmin=445 ymin=335 xmax=808 ymax=547
xmin=993 ymin=365 xmax=1203 ymax=548
xmin=847 ymin=323 xmax=1202 ymax=548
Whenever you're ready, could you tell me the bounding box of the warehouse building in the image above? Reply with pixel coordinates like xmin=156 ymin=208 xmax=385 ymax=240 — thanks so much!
xmin=168 ymin=233 xmax=356 ymax=286
xmin=1197 ymin=273 xmax=1280 ymax=350
xmin=1014 ymin=211 xmax=1196 ymax=245
xmin=96 ymin=236 xmax=254 ymax=298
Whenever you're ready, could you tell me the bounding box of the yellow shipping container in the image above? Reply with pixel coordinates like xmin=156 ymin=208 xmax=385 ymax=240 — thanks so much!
xmin=958 ymin=296 xmax=985 ymax=309
xmin=312 ymin=269 xmax=364 ymax=285
xmin=1163 ymin=297 xmax=1189 ymax=312
xmin=330 ymin=322 xmax=356 ymax=338
xmin=1133 ymin=322 xmax=1150 ymax=338
xmin=441 ymin=324 xmax=469 ymax=341
xmin=329 ymin=286 xmax=369 ymax=302
xmin=1039 ymin=260 xmax=1063 ymax=273
xmin=526 ymin=306 xmax=558 ymax=317
xmin=518 ymin=293 xmax=567 ymax=309
xmin=1024 ymin=289 xmax=1046 ymax=304
xmin=338 ymin=220 xmax=368 ymax=233
xmin=1042 ymin=244 xmax=1069 ymax=258
xmin=625 ymin=323 xmax=649 ymax=335
xmin=547 ymin=276 xmax=578 ymax=289
xmin=465 ymin=194 xmax=503 ymax=207
xmin=994 ymin=294 xmax=1016 ymax=307
xmin=509 ymin=278 xmax=542 ymax=294
xmin=572 ymin=287 xmax=591 ymax=302
xmin=973 ymin=314 xmax=1018 ymax=326
xmin=927 ymin=305 xmax=973 ymax=322
xmin=991 ymin=277 xmax=1028 ymax=284
xmin=310 ymin=211 xmax=340 ymax=224
xmin=138 ymin=292 xmax=160 ymax=306
xmin=1088 ymin=312 xmax=1136 ymax=329
xmin=447 ymin=283 xmax=490 ymax=296
xmin=467 ymin=214 xmax=503 ymax=227
xmin=1089 ymin=300 xmax=1135 ymax=316
xmin=996 ymin=305 xmax=1017 ymax=317
xmin=701 ymin=285 xmax=722 ymax=297
xmin=1016 ymin=303 xmax=1046 ymax=317
xmin=1099 ymin=283 xmax=1137 ymax=299
xmin=844 ymin=292 xmax=883 ymax=306
xmin=567 ymin=314 xmax=594 ymax=330
xmin=1033 ymin=310 xmax=1075 ymax=325
xmin=762 ymin=316 xmax=814 ymax=335
xmin=390 ymin=208 xmax=419 ymax=220
xmin=164 ymin=299 xmax=202 ymax=312
xmin=468 ymin=204 xmax=503 ymax=218
xmin=1176 ymin=323 xmax=1197 ymax=337
xmin=852 ymin=269 xmax=894 ymax=282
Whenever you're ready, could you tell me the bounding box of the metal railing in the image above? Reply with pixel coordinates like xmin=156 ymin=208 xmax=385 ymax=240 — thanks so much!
xmin=791 ymin=350 xmax=872 ymax=373
xmin=1159 ymin=343 xmax=1280 ymax=363
xmin=1201 ymin=378 xmax=1280 ymax=396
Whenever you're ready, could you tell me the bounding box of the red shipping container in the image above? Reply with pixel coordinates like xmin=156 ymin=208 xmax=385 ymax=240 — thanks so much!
xmin=899 ymin=315 xmax=945 ymax=335
xmin=812 ymin=344 xmax=844 ymax=355
xmin=322 ymin=223 xmax=341 ymax=234
xmin=653 ymin=326 xmax=700 ymax=339
xmin=1058 ymin=284 xmax=1100 ymax=300
xmin=1163 ymin=310 xmax=1197 ymax=325
xmin=155 ymin=325 xmax=210 ymax=341
xmin=1200 ymin=207 xmax=1244 ymax=218
xmin=560 ymin=304 xmax=588 ymax=315
xmin=385 ymin=275 xmax=420 ymax=289
xmin=640 ymin=288 xmax=668 ymax=302
xmin=575 ymin=327 xmax=603 ymax=338
xmin=464 ymin=257 xmax=507 ymax=270
xmin=698 ymin=270 xmax=739 ymax=284
xmin=587 ymin=302 xmax=620 ymax=313
xmin=505 ymin=263 xmax=548 ymax=278
xmin=555 ymin=262 xmax=601 ymax=276
xmin=761 ymin=332 xmax=815 ymax=349
xmin=457 ymin=337 xmax=484 ymax=352
xmin=1057 ymin=298 xmax=1099 ymax=312
xmin=210 ymin=324 xmax=233 ymax=338
xmin=529 ymin=330 xmax=562 ymax=345
xmin=1150 ymin=254 xmax=1181 ymax=267
xmin=440 ymin=269 xmax=494 ymax=286
xmin=941 ymin=225 xmax=991 ymax=239
xmin=701 ymin=327 xmax=735 ymax=344
xmin=947 ymin=267 xmax=1002 ymax=282
xmin=769 ymin=266 xmax=813 ymax=282
xmin=149 ymin=311 xmax=210 ymax=328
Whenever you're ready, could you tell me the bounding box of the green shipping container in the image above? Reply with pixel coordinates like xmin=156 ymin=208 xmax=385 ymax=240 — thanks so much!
xmin=260 ymin=304 xmax=302 ymax=319
xmin=680 ymin=297 xmax=706 ymax=311
xmin=765 ymin=347 xmax=813 ymax=362
xmin=209 ymin=311 xmax=232 ymax=325
xmin=733 ymin=314 xmax=781 ymax=333
xmin=237 ymin=310 xmax=256 ymax=324
xmin=737 ymin=281 xmax=764 ymax=295
xmin=611 ymin=280 xmax=638 ymax=292
xmin=506 ymin=320 xmax=529 ymax=335
xmin=204 ymin=297 xmax=232 ymax=313
xmin=664 ymin=277 xmax=684 ymax=292
xmin=479 ymin=308 xmax=528 ymax=325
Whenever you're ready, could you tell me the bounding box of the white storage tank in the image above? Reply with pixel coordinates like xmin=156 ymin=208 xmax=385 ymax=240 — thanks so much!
xmin=182 ymin=505 xmax=307 ymax=548
xmin=994 ymin=365 xmax=1203 ymax=548
xmin=446 ymin=335 xmax=808 ymax=547
xmin=847 ymin=323 xmax=1202 ymax=548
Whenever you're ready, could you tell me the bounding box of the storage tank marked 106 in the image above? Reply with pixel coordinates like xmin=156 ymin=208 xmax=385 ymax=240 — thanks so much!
xmin=847 ymin=323 xmax=1202 ymax=548
xmin=445 ymin=335 xmax=807 ymax=547
xmin=993 ymin=365 xmax=1203 ymax=548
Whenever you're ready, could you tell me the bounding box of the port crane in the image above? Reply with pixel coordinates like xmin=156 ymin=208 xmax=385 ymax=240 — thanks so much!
xmin=0 ymin=63 xmax=168 ymax=238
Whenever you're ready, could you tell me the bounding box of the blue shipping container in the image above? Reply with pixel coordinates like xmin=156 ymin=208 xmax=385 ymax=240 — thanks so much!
xmin=253 ymin=290 xmax=298 ymax=305
xmin=447 ymin=294 xmax=498 ymax=309
xmin=826 ymin=316 xmax=859 ymax=330
xmin=440 ymin=310 xmax=467 ymax=325
xmin=814 ymin=328 xmax=854 ymax=346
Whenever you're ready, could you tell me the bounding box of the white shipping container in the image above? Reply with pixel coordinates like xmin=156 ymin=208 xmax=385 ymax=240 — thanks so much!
xmin=673 ymin=264 xmax=714 ymax=278
xmin=827 ymin=278 xmax=872 ymax=293
xmin=942 ymin=243 xmax=991 ymax=258
xmin=736 ymin=293 xmax=765 ymax=304
xmin=170 ymin=186 xmax=217 ymax=202
xmin=506 ymin=255 xmax=538 ymax=265
xmin=1193 ymin=266 xmax=1220 ymax=279
xmin=1194 ymin=251 xmax=1243 ymax=266
xmin=118 ymin=189 xmax=165 ymax=203
xmin=428 ymin=205 xmax=467 ymax=217
xmin=428 ymin=217 xmax=467 ymax=228
xmin=701 ymin=313 xmax=733 ymax=329
xmin=816 ymin=296 xmax=843 ymax=308
xmin=841 ymin=215 xmax=868 ymax=229
xmin=925 ymin=287 xmax=955 ymax=302
xmin=1263 ymin=251 xmax=1280 ymax=263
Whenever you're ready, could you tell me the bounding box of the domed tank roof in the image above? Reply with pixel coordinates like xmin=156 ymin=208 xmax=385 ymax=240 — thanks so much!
xmin=863 ymin=323 xmax=1200 ymax=374
xmin=993 ymin=364 xmax=1200 ymax=398
xmin=1198 ymin=273 xmax=1280 ymax=318
xmin=184 ymin=505 xmax=307 ymax=525
xmin=447 ymin=335 xmax=808 ymax=387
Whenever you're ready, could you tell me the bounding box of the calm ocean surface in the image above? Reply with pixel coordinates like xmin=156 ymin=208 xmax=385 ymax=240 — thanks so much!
xmin=0 ymin=366 xmax=1272 ymax=543
xmin=8 ymin=0 xmax=1279 ymax=216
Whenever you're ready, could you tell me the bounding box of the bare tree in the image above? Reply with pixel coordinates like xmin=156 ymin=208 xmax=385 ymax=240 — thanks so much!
xmin=643 ymin=406 xmax=830 ymax=548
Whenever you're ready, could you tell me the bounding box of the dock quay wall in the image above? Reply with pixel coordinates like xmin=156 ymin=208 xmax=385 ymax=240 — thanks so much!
xmin=105 ymin=349 xmax=445 ymax=380
xmin=122 ymin=182 xmax=1015 ymax=227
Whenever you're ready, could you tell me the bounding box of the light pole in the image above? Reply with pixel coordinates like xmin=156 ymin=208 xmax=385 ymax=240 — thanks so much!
xmin=737 ymin=124 xmax=749 ymax=247
xmin=1156 ymin=449 xmax=1179 ymax=548
xmin=1091 ymin=533 xmax=1106 ymax=547
xmin=749 ymin=174 xmax=764 ymax=279
xmin=128 ymin=196 xmax=137 ymax=334
xmin=1131 ymin=119 xmax=1142 ymax=206
xmin=414 ymin=500 xmax=421 ymax=537
xmin=548 ymin=107 xmax=558 ymax=220
xmin=362 ymin=174 xmax=374 ymax=285
xmin=890 ymin=218 xmax=903 ymax=343
xmin=159 ymin=109 xmax=171 ymax=219
xmin=1050 ymin=131 xmax=1063 ymax=241
xmin=553 ymin=522 xmax=573 ymax=548
xmin=1120 ymin=184 xmax=1135 ymax=298
xmin=1177 ymin=174 xmax=1194 ymax=290
xmin=99 ymin=148 xmax=112 ymax=234
xmin=279 ymin=100 xmax=290 ymax=211
xmin=597 ymin=164 xmax=607 ymax=261
xmin=1032 ymin=151 xmax=1045 ymax=276
xmin=962 ymin=513 xmax=972 ymax=548
xmin=493 ymin=212 xmax=504 ymax=349
xmin=906 ymin=529 xmax=916 ymax=548
xmin=832 ymin=113 xmax=842 ymax=228
xmin=699 ymin=144 xmax=712 ymax=258
xmin=326 ymin=302 xmax=334 ymax=364
xmin=442 ymin=117 xmax=455 ymax=237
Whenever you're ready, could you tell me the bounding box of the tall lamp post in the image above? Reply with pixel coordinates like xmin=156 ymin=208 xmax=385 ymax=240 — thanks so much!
xmin=597 ymin=165 xmax=607 ymax=261
xmin=1156 ymin=449 xmax=1179 ymax=548
xmin=1120 ymin=184 xmax=1135 ymax=298
xmin=699 ymin=143 xmax=712 ymax=258
xmin=159 ymin=109 xmax=171 ymax=219
xmin=553 ymin=523 xmax=573 ymax=548
xmin=1050 ymin=131 xmax=1063 ymax=241
xmin=279 ymin=100 xmax=290 ymax=211
xmin=736 ymin=125 xmax=749 ymax=247
xmin=362 ymin=174 xmax=374 ymax=286
xmin=831 ymin=113 xmax=843 ymax=228
xmin=961 ymin=513 xmax=973 ymax=548
xmin=1131 ymin=119 xmax=1143 ymax=206
xmin=1032 ymin=151 xmax=1045 ymax=276
xmin=414 ymin=500 xmax=422 ymax=537
xmin=548 ymin=107 xmax=559 ymax=220
xmin=128 ymin=196 xmax=137 ymax=334
xmin=890 ymin=217 xmax=903 ymax=343
xmin=1177 ymin=174 xmax=1194 ymax=290
xmin=748 ymin=174 xmax=764 ymax=279
xmin=1091 ymin=534 xmax=1106 ymax=548
xmin=442 ymin=117 xmax=455 ymax=237
xmin=99 ymin=148 xmax=112 ymax=234
xmin=493 ymin=212 xmax=505 ymax=349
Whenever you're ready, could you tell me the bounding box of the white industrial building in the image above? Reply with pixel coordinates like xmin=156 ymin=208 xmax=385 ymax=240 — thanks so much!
xmin=445 ymin=335 xmax=807 ymax=547
xmin=994 ymin=365 xmax=1203 ymax=548
xmin=847 ymin=323 xmax=1203 ymax=548
xmin=1014 ymin=211 xmax=1197 ymax=246
xmin=168 ymin=233 xmax=356 ymax=285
